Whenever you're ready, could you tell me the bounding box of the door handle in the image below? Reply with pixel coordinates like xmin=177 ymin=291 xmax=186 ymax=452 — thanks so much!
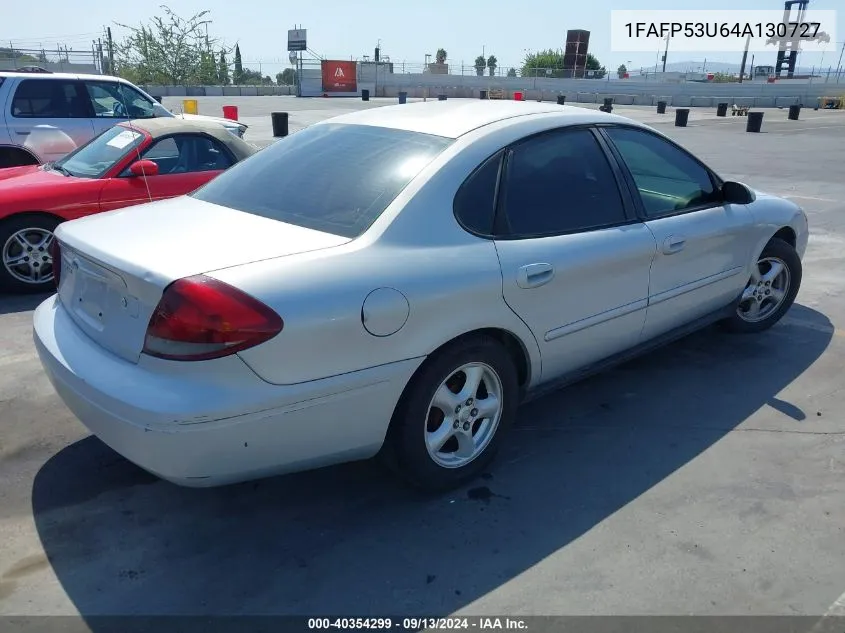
xmin=517 ymin=263 xmax=555 ymax=289
xmin=662 ymin=235 xmax=686 ymax=255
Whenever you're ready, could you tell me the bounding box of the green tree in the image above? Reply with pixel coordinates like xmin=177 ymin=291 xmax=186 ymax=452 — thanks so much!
xmin=0 ymin=47 xmax=38 ymax=62
xmin=237 ymin=67 xmax=266 ymax=84
xmin=617 ymin=63 xmax=627 ymax=78
xmin=474 ymin=55 xmax=486 ymax=76
xmin=113 ymin=6 xmax=223 ymax=85
xmin=521 ymin=49 xmax=563 ymax=78
xmin=233 ymin=43 xmax=243 ymax=83
xmin=487 ymin=55 xmax=498 ymax=77
xmin=585 ymin=53 xmax=606 ymax=78
xmin=506 ymin=67 xmax=517 ymax=77
xmin=277 ymin=68 xmax=297 ymax=85
xmin=218 ymin=49 xmax=229 ymax=84
xmin=521 ymin=49 xmax=606 ymax=79
xmin=435 ymin=48 xmax=447 ymax=64
xmin=198 ymin=50 xmax=218 ymax=84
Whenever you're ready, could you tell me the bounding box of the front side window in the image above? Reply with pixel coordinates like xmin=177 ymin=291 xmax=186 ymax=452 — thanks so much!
xmin=191 ymin=123 xmax=453 ymax=238
xmin=500 ymin=127 xmax=627 ymax=237
xmin=12 ymin=79 xmax=90 ymax=118
xmin=138 ymin=135 xmax=234 ymax=175
xmin=603 ymin=126 xmax=720 ymax=218
xmin=54 ymin=125 xmax=145 ymax=178
xmin=84 ymin=81 xmax=155 ymax=119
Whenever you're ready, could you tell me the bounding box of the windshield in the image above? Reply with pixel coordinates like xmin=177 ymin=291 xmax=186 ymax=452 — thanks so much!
xmin=190 ymin=123 xmax=453 ymax=238
xmin=54 ymin=125 xmax=146 ymax=178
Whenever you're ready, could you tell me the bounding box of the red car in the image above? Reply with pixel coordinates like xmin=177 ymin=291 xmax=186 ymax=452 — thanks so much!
xmin=0 ymin=118 xmax=256 ymax=293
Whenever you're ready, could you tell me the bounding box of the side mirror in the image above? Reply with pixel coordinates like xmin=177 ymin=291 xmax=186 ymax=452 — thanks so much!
xmin=129 ymin=160 xmax=159 ymax=177
xmin=722 ymin=181 xmax=755 ymax=205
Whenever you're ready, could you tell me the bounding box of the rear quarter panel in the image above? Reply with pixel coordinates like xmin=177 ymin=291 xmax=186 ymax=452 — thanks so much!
xmin=209 ymin=239 xmax=534 ymax=387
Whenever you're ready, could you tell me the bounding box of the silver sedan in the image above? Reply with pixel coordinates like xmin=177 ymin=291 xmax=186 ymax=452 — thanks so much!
xmin=33 ymin=101 xmax=809 ymax=491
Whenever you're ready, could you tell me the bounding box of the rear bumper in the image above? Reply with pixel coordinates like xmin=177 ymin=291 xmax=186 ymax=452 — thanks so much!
xmin=33 ymin=295 xmax=423 ymax=487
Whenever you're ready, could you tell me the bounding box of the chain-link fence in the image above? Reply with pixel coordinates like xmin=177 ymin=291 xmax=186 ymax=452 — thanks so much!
xmin=0 ymin=47 xmax=101 ymax=74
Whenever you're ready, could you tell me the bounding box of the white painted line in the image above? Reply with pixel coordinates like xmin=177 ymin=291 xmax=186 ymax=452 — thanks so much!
xmin=808 ymin=589 xmax=845 ymax=633
xmin=825 ymin=592 xmax=845 ymax=616
xmin=778 ymin=124 xmax=845 ymax=133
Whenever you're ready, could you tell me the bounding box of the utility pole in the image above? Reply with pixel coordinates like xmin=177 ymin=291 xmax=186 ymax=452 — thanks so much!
xmin=836 ymin=40 xmax=845 ymax=82
xmin=106 ymin=27 xmax=114 ymax=75
xmin=661 ymin=33 xmax=669 ymax=72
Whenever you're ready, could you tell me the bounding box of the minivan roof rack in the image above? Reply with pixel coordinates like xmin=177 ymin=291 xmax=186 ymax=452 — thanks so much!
xmin=15 ymin=66 xmax=53 ymax=74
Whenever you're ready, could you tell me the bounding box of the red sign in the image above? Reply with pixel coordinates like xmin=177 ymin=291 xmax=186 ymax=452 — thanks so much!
xmin=322 ymin=60 xmax=358 ymax=92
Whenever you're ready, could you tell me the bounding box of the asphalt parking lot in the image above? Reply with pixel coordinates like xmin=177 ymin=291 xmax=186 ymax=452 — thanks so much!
xmin=2 ymin=98 xmax=845 ymax=622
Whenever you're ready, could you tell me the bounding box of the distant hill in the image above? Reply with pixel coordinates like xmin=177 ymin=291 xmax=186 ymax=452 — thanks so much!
xmin=629 ymin=60 xmax=825 ymax=75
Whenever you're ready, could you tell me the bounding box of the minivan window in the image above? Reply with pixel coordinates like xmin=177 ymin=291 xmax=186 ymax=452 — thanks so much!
xmin=192 ymin=123 xmax=453 ymax=238
xmin=12 ymin=79 xmax=90 ymax=118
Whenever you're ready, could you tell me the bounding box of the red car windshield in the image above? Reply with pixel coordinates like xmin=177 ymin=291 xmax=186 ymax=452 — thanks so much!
xmin=53 ymin=125 xmax=146 ymax=179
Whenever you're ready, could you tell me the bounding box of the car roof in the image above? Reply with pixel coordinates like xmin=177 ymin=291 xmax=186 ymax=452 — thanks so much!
xmin=320 ymin=100 xmax=634 ymax=139
xmin=120 ymin=118 xmax=257 ymax=160
xmin=0 ymin=71 xmax=125 ymax=82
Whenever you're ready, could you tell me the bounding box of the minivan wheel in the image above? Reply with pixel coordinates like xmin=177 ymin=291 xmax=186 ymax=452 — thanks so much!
xmin=382 ymin=336 xmax=519 ymax=492
xmin=0 ymin=216 xmax=59 ymax=294
xmin=720 ymin=237 xmax=802 ymax=334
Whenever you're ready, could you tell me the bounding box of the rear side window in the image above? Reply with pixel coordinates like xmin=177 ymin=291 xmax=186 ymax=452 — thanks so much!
xmin=191 ymin=123 xmax=453 ymax=238
xmin=12 ymin=79 xmax=90 ymax=118
xmin=453 ymin=151 xmax=503 ymax=235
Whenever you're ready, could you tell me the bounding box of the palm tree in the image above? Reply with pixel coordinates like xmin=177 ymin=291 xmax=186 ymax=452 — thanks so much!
xmin=487 ymin=55 xmax=498 ymax=77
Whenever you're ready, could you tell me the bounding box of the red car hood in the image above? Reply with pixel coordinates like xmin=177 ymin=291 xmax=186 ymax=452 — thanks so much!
xmin=0 ymin=165 xmax=98 ymax=216
xmin=0 ymin=165 xmax=68 ymax=188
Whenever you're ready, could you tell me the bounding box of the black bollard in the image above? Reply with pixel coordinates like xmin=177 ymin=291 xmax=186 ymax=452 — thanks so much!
xmin=657 ymin=100 xmax=667 ymax=114
xmin=603 ymin=97 xmax=613 ymax=113
xmin=746 ymin=111 xmax=764 ymax=132
xmin=674 ymin=108 xmax=690 ymax=127
xmin=557 ymin=95 xmax=566 ymax=105
xmin=480 ymin=90 xmax=488 ymax=100
xmin=398 ymin=91 xmax=407 ymax=104
xmin=716 ymin=102 xmax=728 ymax=117
xmin=438 ymin=94 xmax=447 ymax=101
xmin=788 ymin=104 xmax=801 ymax=120
xmin=271 ymin=112 xmax=289 ymax=137
xmin=361 ymin=89 xmax=370 ymax=101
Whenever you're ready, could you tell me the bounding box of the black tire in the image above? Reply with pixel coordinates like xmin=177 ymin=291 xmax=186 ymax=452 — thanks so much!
xmin=381 ymin=335 xmax=519 ymax=492
xmin=0 ymin=215 xmax=60 ymax=295
xmin=720 ymin=237 xmax=802 ymax=334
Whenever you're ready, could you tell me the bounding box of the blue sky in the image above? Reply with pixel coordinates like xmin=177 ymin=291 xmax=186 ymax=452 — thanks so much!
xmin=5 ymin=0 xmax=844 ymax=74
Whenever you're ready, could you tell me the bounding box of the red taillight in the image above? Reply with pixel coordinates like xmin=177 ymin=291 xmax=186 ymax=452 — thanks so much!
xmin=142 ymin=275 xmax=283 ymax=362
xmin=50 ymin=239 xmax=61 ymax=290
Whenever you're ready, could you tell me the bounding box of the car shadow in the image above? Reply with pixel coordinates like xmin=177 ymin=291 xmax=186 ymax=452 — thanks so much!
xmin=30 ymin=304 xmax=832 ymax=619
xmin=0 ymin=292 xmax=51 ymax=315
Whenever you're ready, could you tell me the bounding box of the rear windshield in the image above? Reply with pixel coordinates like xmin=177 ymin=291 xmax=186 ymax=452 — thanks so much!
xmin=191 ymin=123 xmax=453 ymax=238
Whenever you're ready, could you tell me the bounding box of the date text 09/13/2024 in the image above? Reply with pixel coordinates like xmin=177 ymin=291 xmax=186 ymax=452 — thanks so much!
xmin=307 ymin=617 xmax=529 ymax=630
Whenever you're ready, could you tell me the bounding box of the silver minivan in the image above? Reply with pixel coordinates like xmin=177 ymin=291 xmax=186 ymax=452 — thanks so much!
xmin=0 ymin=70 xmax=247 ymax=167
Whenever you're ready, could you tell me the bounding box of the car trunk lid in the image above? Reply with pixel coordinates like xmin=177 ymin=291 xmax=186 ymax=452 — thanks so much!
xmin=55 ymin=195 xmax=350 ymax=363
